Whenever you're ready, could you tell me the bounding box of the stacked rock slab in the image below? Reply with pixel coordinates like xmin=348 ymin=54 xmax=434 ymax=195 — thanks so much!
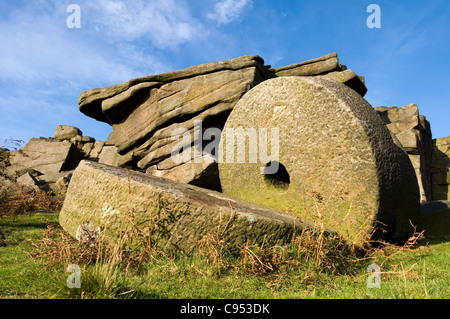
xmin=374 ymin=105 xmax=433 ymax=202
xmin=274 ymin=52 xmax=367 ymax=96
xmin=59 ymin=160 xmax=313 ymax=254
xmin=77 ymin=53 xmax=366 ymax=191
xmin=218 ymin=77 xmax=420 ymax=245
xmin=79 ymin=55 xmax=274 ymax=191
xmin=0 ymin=125 xmax=124 ymax=195
xmin=6 ymin=137 xmax=83 ymax=189
xmin=431 ymin=136 xmax=450 ymax=200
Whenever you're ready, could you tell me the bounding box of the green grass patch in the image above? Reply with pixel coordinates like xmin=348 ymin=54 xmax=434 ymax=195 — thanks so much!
xmin=1 ymin=212 xmax=449 ymax=299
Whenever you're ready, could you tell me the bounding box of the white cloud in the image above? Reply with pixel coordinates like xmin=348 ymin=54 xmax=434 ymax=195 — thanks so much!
xmin=0 ymin=5 xmax=141 ymax=85
xmin=0 ymin=0 xmax=204 ymax=143
xmin=87 ymin=0 xmax=203 ymax=48
xmin=208 ymin=0 xmax=253 ymax=25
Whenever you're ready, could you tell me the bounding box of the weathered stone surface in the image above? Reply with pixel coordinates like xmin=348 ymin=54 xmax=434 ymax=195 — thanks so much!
xmin=320 ymin=69 xmax=367 ymax=96
xmin=219 ymin=76 xmax=420 ymax=245
xmin=418 ymin=200 xmax=450 ymax=241
xmin=88 ymin=141 xmax=105 ymax=159
xmin=81 ymin=142 xmax=95 ymax=157
xmin=274 ymin=53 xmax=340 ymax=76
xmin=77 ymin=55 xmax=271 ymax=189
xmin=77 ymin=54 xmax=367 ymax=190
xmin=431 ymin=136 xmax=450 ymax=201
xmin=16 ymin=171 xmax=51 ymax=193
xmin=150 ymin=151 xmax=221 ymax=191
xmin=98 ymin=145 xmax=123 ymax=166
xmin=274 ymin=53 xmax=367 ymax=96
xmin=54 ymin=125 xmax=82 ymax=140
xmin=59 ymin=161 xmax=311 ymax=254
xmin=375 ymin=104 xmax=433 ymax=202
xmin=79 ymin=55 xmax=272 ymax=124
xmin=8 ymin=138 xmax=83 ymax=178
xmin=53 ymin=173 xmax=73 ymax=196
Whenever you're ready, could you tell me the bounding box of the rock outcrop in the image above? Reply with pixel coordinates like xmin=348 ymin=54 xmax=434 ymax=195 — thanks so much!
xmin=1 ymin=125 xmax=125 ymax=195
xmin=274 ymin=52 xmax=367 ymax=96
xmin=5 ymin=138 xmax=82 ymax=186
xmin=431 ymin=136 xmax=450 ymax=201
xmin=374 ymin=104 xmax=433 ymax=202
xmin=218 ymin=76 xmax=420 ymax=245
xmin=54 ymin=125 xmax=82 ymax=141
xmin=77 ymin=53 xmax=367 ymax=190
xmin=59 ymin=160 xmax=312 ymax=254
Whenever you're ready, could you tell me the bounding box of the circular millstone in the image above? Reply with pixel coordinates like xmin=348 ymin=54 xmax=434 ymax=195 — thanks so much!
xmin=218 ymin=76 xmax=420 ymax=245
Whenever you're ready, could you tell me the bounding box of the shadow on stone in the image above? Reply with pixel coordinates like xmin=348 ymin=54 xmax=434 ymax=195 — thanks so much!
xmin=418 ymin=200 xmax=450 ymax=243
xmin=431 ymin=138 xmax=450 ymax=201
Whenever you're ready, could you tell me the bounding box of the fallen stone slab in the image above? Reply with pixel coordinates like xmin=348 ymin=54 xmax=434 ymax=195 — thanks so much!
xmin=59 ymin=160 xmax=313 ymax=254
xmin=274 ymin=53 xmax=340 ymax=76
xmin=219 ymin=76 xmax=420 ymax=245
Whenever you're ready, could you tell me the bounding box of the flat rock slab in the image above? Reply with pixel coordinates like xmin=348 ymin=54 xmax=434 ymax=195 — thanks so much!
xmin=219 ymin=76 xmax=420 ymax=245
xmin=59 ymin=160 xmax=312 ymax=254
xmin=7 ymin=138 xmax=83 ymax=178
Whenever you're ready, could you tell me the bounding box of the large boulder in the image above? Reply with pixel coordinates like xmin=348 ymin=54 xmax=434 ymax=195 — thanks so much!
xmin=59 ymin=160 xmax=311 ymax=254
xmin=218 ymin=76 xmax=420 ymax=245
xmin=77 ymin=54 xmax=366 ymax=191
xmin=7 ymin=138 xmax=82 ymax=184
xmin=54 ymin=125 xmax=82 ymax=141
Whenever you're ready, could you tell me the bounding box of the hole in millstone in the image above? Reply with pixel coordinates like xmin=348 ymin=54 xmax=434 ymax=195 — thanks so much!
xmin=263 ymin=161 xmax=290 ymax=190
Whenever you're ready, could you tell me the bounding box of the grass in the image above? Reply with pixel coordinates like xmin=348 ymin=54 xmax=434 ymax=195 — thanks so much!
xmin=1 ymin=173 xmax=448 ymax=300
xmin=1 ymin=211 xmax=449 ymax=299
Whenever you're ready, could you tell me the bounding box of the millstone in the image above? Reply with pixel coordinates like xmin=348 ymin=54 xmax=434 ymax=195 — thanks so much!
xmin=59 ymin=160 xmax=314 ymax=254
xmin=218 ymin=76 xmax=420 ymax=245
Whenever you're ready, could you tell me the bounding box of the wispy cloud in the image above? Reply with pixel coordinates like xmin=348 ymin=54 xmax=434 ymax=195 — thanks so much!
xmin=87 ymin=0 xmax=204 ymax=48
xmin=0 ymin=0 xmax=206 ymax=142
xmin=207 ymin=0 xmax=253 ymax=25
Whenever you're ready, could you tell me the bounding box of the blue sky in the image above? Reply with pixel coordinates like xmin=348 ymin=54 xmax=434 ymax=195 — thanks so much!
xmin=1 ymin=0 xmax=449 ymax=147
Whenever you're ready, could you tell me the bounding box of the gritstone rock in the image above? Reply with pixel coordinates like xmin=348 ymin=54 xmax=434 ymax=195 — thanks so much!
xmin=431 ymin=136 xmax=450 ymax=201
xmin=375 ymin=104 xmax=433 ymax=202
xmin=77 ymin=54 xmax=366 ymax=190
xmin=54 ymin=125 xmax=83 ymax=140
xmin=59 ymin=160 xmax=316 ymax=254
xmin=218 ymin=76 xmax=420 ymax=245
xmin=7 ymin=138 xmax=82 ymax=180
